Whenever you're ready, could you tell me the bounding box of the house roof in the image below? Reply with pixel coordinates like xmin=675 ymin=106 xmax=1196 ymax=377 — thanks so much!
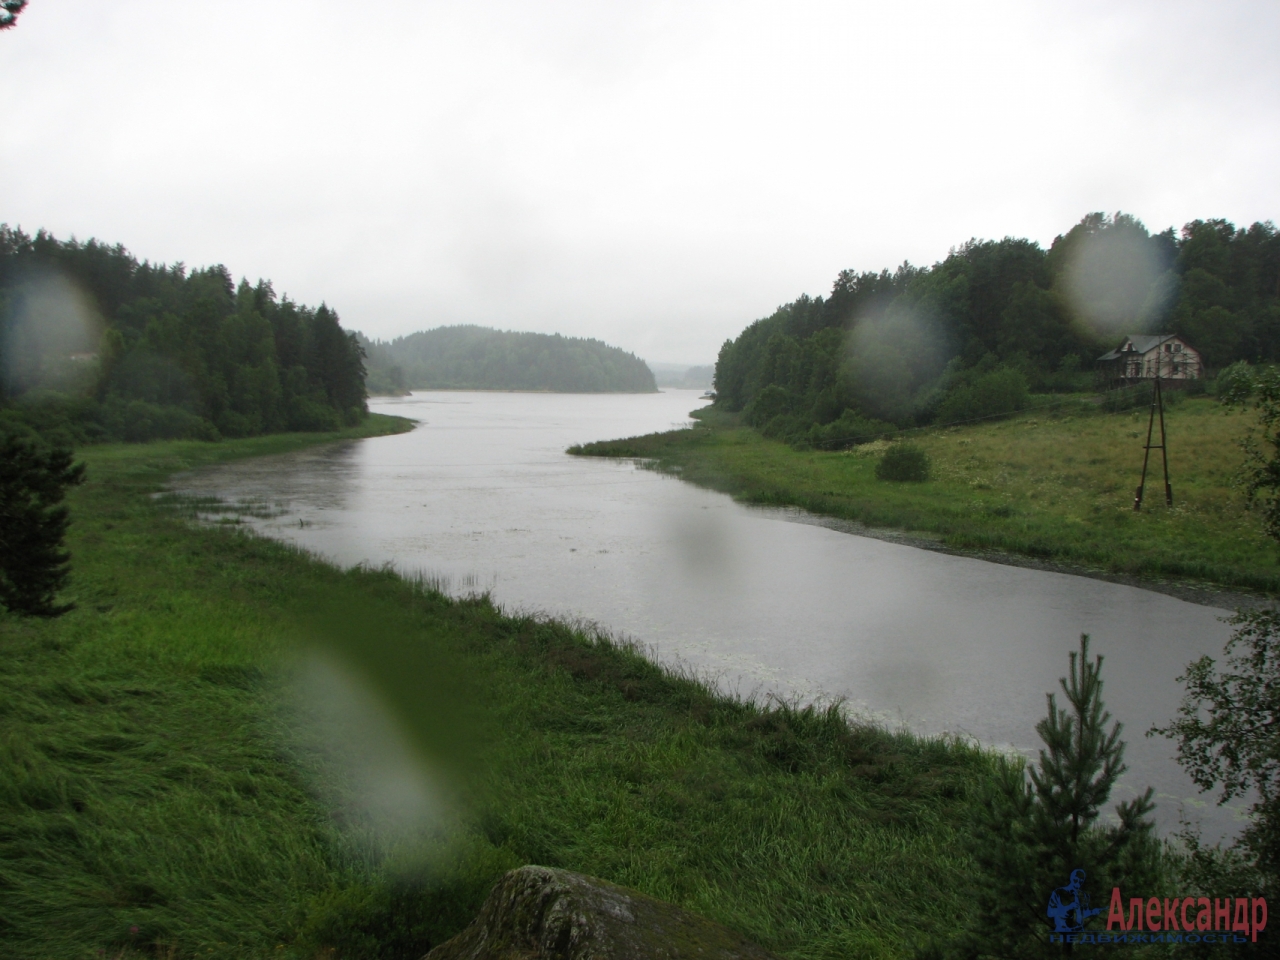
xmin=1098 ymin=334 xmax=1178 ymax=362
xmin=1127 ymin=334 xmax=1177 ymax=354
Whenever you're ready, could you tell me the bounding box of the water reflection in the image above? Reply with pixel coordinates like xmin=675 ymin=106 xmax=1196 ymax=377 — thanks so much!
xmin=174 ymin=389 xmax=1245 ymax=840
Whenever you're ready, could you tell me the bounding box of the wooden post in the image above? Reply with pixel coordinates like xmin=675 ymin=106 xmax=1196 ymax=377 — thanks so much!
xmin=1134 ymin=375 xmax=1172 ymax=510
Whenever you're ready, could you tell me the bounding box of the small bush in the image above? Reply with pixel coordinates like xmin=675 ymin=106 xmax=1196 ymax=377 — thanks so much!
xmin=1037 ymin=353 xmax=1094 ymax=393
xmin=743 ymin=384 xmax=795 ymax=427
xmin=935 ymin=367 xmax=1029 ymax=426
xmin=761 ymin=412 xmax=808 ymax=443
xmin=1 ymin=393 xmax=221 ymax=444
xmin=287 ymin=397 xmax=343 ymax=432
xmin=1215 ymin=360 xmax=1255 ymax=403
xmin=805 ymin=409 xmax=896 ymax=451
xmin=875 ymin=444 xmax=930 ymax=482
xmin=100 ymin=398 xmax=220 ymax=442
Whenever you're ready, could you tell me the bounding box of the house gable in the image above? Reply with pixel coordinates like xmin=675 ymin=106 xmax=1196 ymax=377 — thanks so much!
xmin=1098 ymin=334 xmax=1202 ymax=381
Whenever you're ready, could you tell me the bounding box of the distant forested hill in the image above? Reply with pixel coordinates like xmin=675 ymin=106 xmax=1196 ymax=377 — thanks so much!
xmin=0 ymin=226 xmax=367 ymax=443
xmin=650 ymin=363 xmax=715 ymax=389
xmin=714 ymin=213 xmax=1280 ymax=447
xmin=359 ymin=325 xmax=657 ymax=393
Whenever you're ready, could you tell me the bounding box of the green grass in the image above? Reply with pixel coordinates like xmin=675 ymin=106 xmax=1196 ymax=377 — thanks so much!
xmin=1 ymin=416 xmax=999 ymax=959
xmin=573 ymin=397 xmax=1280 ymax=594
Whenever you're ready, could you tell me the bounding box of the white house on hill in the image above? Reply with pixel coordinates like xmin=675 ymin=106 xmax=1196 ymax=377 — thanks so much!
xmin=1098 ymin=334 xmax=1202 ymax=386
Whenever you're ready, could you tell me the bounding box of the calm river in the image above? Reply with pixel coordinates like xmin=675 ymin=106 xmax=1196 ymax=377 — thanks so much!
xmin=174 ymin=389 xmax=1245 ymax=839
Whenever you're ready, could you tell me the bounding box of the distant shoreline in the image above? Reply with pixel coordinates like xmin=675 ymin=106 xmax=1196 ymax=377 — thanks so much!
xmin=366 ymin=386 xmax=699 ymax=397
xmin=359 ymin=324 xmax=658 ymax=395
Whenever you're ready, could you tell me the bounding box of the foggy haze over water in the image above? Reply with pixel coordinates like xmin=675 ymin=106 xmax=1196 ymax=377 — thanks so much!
xmin=174 ymin=390 xmax=1244 ymax=841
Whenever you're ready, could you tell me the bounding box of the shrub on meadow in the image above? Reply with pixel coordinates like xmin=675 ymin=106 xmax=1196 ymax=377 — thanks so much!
xmin=875 ymin=443 xmax=930 ymax=482
xmin=935 ymin=366 xmax=1029 ymax=426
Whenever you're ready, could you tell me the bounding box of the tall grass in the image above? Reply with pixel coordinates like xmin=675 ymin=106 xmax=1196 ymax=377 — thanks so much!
xmin=1 ymin=416 xmax=1000 ymax=959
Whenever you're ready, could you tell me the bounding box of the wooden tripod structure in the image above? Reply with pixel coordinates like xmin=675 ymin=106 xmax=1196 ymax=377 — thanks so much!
xmin=1134 ymin=377 xmax=1172 ymax=510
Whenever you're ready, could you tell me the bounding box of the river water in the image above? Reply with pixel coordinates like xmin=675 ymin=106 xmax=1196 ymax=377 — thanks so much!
xmin=173 ymin=389 xmax=1246 ymax=840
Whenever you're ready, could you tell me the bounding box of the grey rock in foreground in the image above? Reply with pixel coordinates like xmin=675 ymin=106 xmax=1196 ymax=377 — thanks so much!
xmin=424 ymin=865 xmax=782 ymax=960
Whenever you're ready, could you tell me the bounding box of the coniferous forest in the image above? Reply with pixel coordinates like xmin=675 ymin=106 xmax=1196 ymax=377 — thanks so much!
xmin=0 ymin=227 xmax=368 ymax=444
xmin=714 ymin=213 xmax=1280 ymax=446
xmin=359 ymin=325 xmax=657 ymax=394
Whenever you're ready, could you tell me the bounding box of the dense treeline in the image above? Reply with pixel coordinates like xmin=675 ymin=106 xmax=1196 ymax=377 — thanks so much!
xmin=0 ymin=226 xmax=367 ymax=444
xmin=715 ymin=213 xmax=1280 ymax=446
xmin=359 ymin=325 xmax=657 ymax=394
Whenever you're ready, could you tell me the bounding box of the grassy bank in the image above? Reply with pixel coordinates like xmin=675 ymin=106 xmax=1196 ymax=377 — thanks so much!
xmin=572 ymin=396 xmax=1279 ymax=596
xmin=1 ymin=417 xmax=997 ymax=959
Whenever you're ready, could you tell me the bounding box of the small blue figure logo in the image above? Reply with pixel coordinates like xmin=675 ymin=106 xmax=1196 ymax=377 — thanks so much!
xmin=1047 ymin=868 xmax=1100 ymax=933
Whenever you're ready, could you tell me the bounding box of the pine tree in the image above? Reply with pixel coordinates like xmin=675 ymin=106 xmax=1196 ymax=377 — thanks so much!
xmin=1030 ymin=634 xmax=1147 ymax=858
xmin=948 ymin=635 xmax=1159 ymax=958
xmin=0 ymin=423 xmax=86 ymax=616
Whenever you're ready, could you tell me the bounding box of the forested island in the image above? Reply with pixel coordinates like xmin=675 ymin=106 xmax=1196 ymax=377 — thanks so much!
xmin=358 ymin=325 xmax=657 ymax=394
xmin=715 ymin=213 xmax=1280 ymax=447
xmin=0 ymin=226 xmax=368 ymax=444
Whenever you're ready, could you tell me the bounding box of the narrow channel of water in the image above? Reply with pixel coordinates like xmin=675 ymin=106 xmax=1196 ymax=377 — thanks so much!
xmin=173 ymin=389 xmax=1245 ymax=840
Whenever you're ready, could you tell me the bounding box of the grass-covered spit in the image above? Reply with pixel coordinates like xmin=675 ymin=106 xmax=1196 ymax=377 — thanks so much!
xmin=573 ymin=396 xmax=1277 ymax=596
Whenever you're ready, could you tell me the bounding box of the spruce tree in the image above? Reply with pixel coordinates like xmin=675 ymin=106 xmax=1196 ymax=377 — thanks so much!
xmin=0 ymin=423 xmax=86 ymax=616
xmin=948 ymin=635 xmax=1159 ymax=958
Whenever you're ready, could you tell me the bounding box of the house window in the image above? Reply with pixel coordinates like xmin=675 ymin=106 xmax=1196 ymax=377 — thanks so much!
xmin=1164 ymin=343 xmax=1172 ymax=353
xmin=1173 ymin=343 xmax=1182 ymax=353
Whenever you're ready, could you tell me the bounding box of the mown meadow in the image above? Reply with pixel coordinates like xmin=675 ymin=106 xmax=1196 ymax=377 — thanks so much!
xmin=574 ymin=394 xmax=1278 ymax=596
xmin=1 ymin=416 xmax=1003 ymax=960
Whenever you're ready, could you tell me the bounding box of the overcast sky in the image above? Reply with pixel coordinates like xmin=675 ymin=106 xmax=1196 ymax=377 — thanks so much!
xmin=3 ymin=1 xmax=1278 ymax=365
